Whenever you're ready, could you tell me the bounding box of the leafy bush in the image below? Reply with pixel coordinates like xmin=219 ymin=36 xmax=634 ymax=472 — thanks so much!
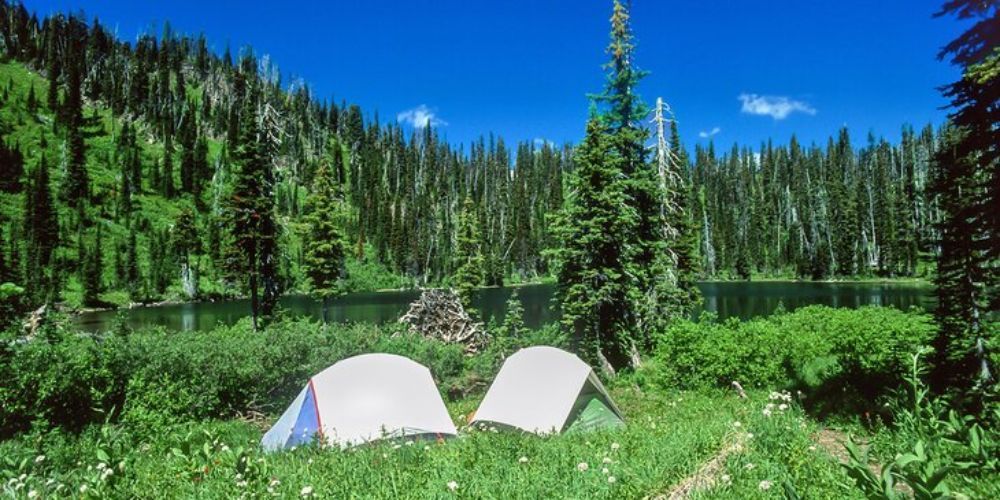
xmin=639 ymin=306 xmax=937 ymax=415
xmin=0 ymin=317 xmax=480 ymax=438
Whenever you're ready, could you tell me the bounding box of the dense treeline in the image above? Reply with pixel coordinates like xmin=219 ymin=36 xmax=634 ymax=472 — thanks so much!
xmin=0 ymin=0 xmax=567 ymax=318
xmin=0 ymin=0 xmax=984 ymax=327
xmin=692 ymin=126 xmax=938 ymax=280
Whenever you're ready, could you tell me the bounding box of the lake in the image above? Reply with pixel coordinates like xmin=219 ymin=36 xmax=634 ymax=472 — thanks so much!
xmin=74 ymin=281 xmax=934 ymax=333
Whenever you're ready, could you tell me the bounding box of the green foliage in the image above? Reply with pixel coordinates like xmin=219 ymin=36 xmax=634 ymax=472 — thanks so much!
xmin=642 ymin=306 xmax=937 ymax=415
xmin=303 ymin=157 xmax=348 ymax=302
xmin=555 ymin=117 xmax=637 ymax=371
xmin=843 ymin=349 xmax=1000 ymax=499
xmin=452 ymin=197 xmax=484 ymax=309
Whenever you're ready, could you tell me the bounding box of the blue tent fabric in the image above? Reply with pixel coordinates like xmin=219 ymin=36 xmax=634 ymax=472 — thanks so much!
xmin=261 ymin=385 xmax=310 ymax=451
xmin=287 ymin=382 xmax=321 ymax=447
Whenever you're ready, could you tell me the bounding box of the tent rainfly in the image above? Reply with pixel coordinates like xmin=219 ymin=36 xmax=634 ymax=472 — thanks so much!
xmin=261 ymin=353 xmax=457 ymax=451
xmin=470 ymin=346 xmax=624 ymax=434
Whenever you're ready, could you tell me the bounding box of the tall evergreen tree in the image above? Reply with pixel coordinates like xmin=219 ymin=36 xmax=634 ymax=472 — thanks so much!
xmin=304 ymin=157 xmax=348 ymax=321
xmin=452 ymin=197 xmax=484 ymax=310
xmin=24 ymin=156 xmax=58 ymax=303
xmin=228 ymin=64 xmax=278 ymax=329
xmin=930 ymin=0 xmax=998 ymax=393
xmin=556 ymin=117 xmax=636 ymax=372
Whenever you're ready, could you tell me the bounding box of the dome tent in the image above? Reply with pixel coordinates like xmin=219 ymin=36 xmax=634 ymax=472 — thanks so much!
xmin=261 ymin=353 xmax=457 ymax=450
xmin=470 ymin=346 xmax=624 ymax=434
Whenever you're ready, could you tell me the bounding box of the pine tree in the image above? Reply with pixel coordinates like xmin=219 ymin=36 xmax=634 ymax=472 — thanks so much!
xmin=161 ymin=135 xmax=175 ymax=198
xmin=930 ymin=0 xmax=998 ymax=393
xmin=304 ymin=157 xmax=348 ymax=321
xmin=453 ymin=197 xmax=484 ymax=310
xmin=228 ymin=64 xmax=278 ymax=330
xmin=124 ymin=231 xmax=140 ymax=301
xmin=25 ymin=156 xmax=58 ymax=303
xmin=82 ymin=224 xmax=104 ymax=306
xmin=555 ymin=117 xmax=636 ymax=372
xmin=495 ymin=289 xmax=527 ymax=357
xmin=594 ymin=0 xmax=668 ymax=348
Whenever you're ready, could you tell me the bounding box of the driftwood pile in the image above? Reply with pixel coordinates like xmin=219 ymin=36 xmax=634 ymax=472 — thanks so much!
xmin=398 ymin=289 xmax=487 ymax=354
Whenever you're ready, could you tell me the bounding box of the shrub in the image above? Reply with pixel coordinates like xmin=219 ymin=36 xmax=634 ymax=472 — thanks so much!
xmin=0 ymin=317 xmax=482 ymax=438
xmin=640 ymin=306 xmax=937 ymax=415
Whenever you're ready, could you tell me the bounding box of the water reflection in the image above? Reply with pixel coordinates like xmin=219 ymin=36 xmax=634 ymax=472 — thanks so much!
xmin=75 ymin=281 xmax=933 ymax=333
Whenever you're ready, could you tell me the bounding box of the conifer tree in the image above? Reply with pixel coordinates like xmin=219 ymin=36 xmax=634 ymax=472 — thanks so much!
xmin=228 ymin=64 xmax=278 ymax=329
xmin=24 ymin=156 xmax=58 ymax=303
xmin=453 ymin=197 xmax=484 ymax=310
xmin=82 ymin=224 xmax=104 ymax=306
xmin=555 ymin=117 xmax=636 ymax=372
xmin=930 ymin=0 xmax=998 ymax=392
xmin=304 ymin=158 xmax=348 ymax=321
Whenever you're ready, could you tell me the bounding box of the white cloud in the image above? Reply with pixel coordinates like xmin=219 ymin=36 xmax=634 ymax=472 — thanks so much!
xmin=534 ymin=138 xmax=556 ymax=148
xmin=698 ymin=127 xmax=721 ymax=139
xmin=396 ymin=104 xmax=447 ymax=128
xmin=738 ymin=93 xmax=816 ymax=120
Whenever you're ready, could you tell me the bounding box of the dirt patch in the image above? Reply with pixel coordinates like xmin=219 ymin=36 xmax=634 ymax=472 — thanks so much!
xmin=651 ymin=432 xmax=747 ymax=500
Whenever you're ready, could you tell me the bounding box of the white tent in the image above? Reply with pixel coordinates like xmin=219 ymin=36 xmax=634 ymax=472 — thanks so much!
xmin=471 ymin=346 xmax=624 ymax=434
xmin=261 ymin=353 xmax=457 ymax=450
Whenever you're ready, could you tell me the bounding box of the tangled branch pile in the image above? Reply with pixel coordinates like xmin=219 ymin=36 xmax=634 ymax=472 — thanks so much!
xmin=398 ymin=289 xmax=487 ymax=354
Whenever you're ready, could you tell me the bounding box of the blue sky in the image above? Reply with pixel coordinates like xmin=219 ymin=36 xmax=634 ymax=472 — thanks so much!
xmin=26 ymin=0 xmax=966 ymax=150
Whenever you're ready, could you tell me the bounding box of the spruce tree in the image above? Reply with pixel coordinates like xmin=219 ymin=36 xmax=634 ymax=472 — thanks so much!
xmin=304 ymin=158 xmax=348 ymax=321
xmin=930 ymin=0 xmax=998 ymax=392
xmin=25 ymin=156 xmax=58 ymax=303
xmin=228 ymin=65 xmax=278 ymax=329
xmin=82 ymin=224 xmax=104 ymax=306
xmin=594 ymin=0 xmax=669 ymax=347
xmin=453 ymin=197 xmax=484 ymax=310
xmin=555 ymin=117 xmax=636 ymax=372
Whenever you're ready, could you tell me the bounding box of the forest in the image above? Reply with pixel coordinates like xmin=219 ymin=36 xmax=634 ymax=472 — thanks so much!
xmin=0 ymin=0 xmax=946 ymax=323
xmin=0 ymin=0 xmax=997 ymax=498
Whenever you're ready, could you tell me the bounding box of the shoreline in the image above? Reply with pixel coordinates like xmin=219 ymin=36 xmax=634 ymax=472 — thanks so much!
xmin=69 ymin=277 xmax=931 ymax=316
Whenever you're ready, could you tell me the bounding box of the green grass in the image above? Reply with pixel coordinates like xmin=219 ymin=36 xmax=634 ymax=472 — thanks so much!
xmin=0 ymin=388 xmax=863 ymax=499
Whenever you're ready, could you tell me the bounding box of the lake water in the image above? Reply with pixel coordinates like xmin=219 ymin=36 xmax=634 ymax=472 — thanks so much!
xmin=74 ymin=281 xmax=934 ymax=333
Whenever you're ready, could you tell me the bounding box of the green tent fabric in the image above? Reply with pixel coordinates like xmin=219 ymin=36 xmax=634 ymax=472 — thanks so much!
xmin=565 ymin=396 xmax=625 ymax=434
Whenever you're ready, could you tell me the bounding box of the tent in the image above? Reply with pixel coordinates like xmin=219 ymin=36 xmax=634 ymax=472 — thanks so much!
xmin=261 ymin=353 xmax=457 ymax=450
xmin=470 ymin=346 xmax=624 ymax=434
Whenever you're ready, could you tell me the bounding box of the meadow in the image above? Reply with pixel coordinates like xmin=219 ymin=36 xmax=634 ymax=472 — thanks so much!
xmin=2 ymin=306 xmax=997 ymax=498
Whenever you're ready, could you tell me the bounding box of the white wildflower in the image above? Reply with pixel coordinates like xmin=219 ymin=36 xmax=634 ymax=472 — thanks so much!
xmin=300 ymin=485 xmax=313 ymax=497
xmin=602 ymin=467 xmax=609 ymax=475
xmin=610 ymin=442 xmax=620 ymax=451
xmin=732 ymin=421 xmax=742 ymax=428
xmin=608 ymin=476 xmax=617 ymax=484
xmin=745 ymin=463 xmax=755 ymax=470
xmin=808 ymin=445 xmax=817 ymax=452
xmin=577 ymin=462 xmax=589 ymax=472
xmin=602 ymin=457 xmax=612 ymax=464
xmin=759 ymin=480 xmax=773 ymax=491
xmin=79 ymin=485 xmax=89 ymax=493
xmin=518 ymin=456 xmax=529 ymax=464
xmin=221 ymin=444 xmax=230 ymax=452
xmin=27 ymin=491 xmax=37 ymax=499
xmin=270 ymin=479 xmax=281 ymax=487
xmin=720 ymin=474 xmax=731 ymax=484
xmin=393 ymin=444 xmax=401 ymax=450
xmin=236 ymin=480 xmax=248 ymax=488
xmin=447 ymin=480 xmax=459 ymax=492
xmin=96 ymin=462 xmax=107 ymax=471
xmin=35 ymin=455 xmax=45 ymax=464
xmin=778 ymin=403 xmax=788 ymax=411
xmin=746 ymin=433 xmax=754 ymax=440
xmin=763 ymin=408 xmax=772 ymax=417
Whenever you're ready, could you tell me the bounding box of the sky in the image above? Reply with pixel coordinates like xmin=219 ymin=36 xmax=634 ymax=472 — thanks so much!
xmin=24 ymin=0 xmax=969 ymax=150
